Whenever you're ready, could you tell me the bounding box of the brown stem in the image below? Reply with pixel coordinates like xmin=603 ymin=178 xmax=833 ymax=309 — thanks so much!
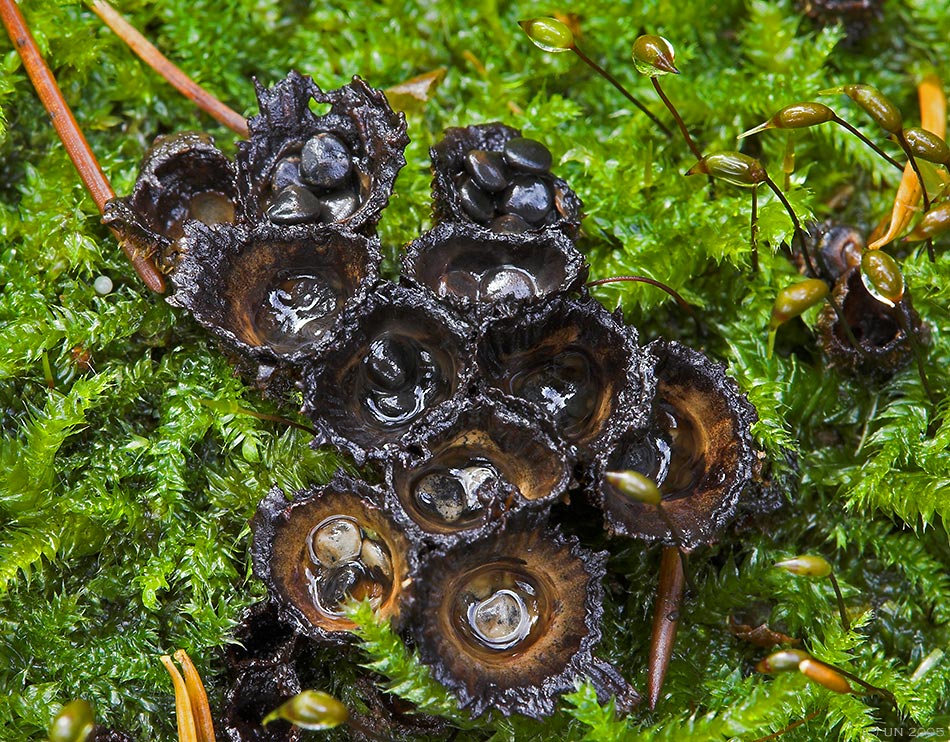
xmin=647 ymin=545 xmax=686 ymax=709
xmin=762 ymin=174 xmax=818 ymax=277
xmin=586 ymin=275 xmax=696 ymax=320
xmin=86 ymin=0 xmax=249 ymax=138
xmin=832 ymin=117 xmax=905 ymax=172
xmin=751 ymin=710 xmax=822 ymax=742
xmin=570 ymin=45 xmax=673 ymax=137
xmin=0 ymin=0 xmax=166 ymax=293
xmin=750 ymin=184 xmax=759 ymax=273
xmin=826 ymin=572 xmax=851 ymax=633
xmin=650 ymin=77 xmax=703 ymax=161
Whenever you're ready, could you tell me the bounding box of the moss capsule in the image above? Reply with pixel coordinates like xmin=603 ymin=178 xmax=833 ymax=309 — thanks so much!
xmin=861 ymin=250 xmax=904 ymax=307
xmin=518 ymin=17 xmax=574 ymax=53
xmin=739 ymin=102 xmax=837 ymax=138
xmin=686 ymin=151 xmax=767 ymax=187
xmin=605 ymin=469 xmax=663 ymax=506
xmin=774 ymin=554 xmax=832 ymax=578
xmin=769 ymin=279 xmax=830 ymax=330
xmin=632 ymin=34 xmax=679 ymax=76
xmin=262 ymin=690 xmax=349 ymax=730
xmin=798 ymin=659 xmax=852 ymax=694
xmin=902 ymin=127 xmax=950 ymax=165
xmin=906 ymin=202 xmax=950 ymax=241
xmin=756 ymin=649 xmax=810 ymax=674
xmin=49 ymin=700 xmax=95 ymax=742
xmin=840 ymin=84 xmax=903 ymax=134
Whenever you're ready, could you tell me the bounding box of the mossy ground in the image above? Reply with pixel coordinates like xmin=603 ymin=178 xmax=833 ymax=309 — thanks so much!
xmin=1 ymin=0 xmax=949 ymax=740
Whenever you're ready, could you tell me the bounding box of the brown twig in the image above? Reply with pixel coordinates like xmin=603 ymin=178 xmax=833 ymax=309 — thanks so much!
xmin=0 ymin=0 xmax=165 ymax=293
xmin=86 ymin=0 xmax=249 ymax=138
xmin=570 ymin=44 xmax=673 ymax=137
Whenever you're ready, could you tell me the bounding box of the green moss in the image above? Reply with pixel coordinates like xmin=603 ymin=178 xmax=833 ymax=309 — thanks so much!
xmin=1 ymin=0 xmax=949 ymax=739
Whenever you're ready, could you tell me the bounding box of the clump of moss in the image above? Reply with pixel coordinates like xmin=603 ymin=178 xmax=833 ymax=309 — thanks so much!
xmin=1 ymin=0 xmax=949 ymax=740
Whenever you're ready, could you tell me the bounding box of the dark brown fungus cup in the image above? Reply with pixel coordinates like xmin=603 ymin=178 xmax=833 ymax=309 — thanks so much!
xmin=386 ymin=391 xmax=572 ymax=546
xmin=402 ymin=221 xmax=588 ymax=316
xmin=411 ymin=515 xmax=639 ymax=718
xmin=221 ymin=662 xmax=302 ymax=742
xmin=430 ymin=123 xmax=582 ymax=238
xmin=476 ymin=296 xmax=655 ymax=460
xmin=817 ymin=267 xmax=928 ymax=378
xmin=236 ymin=71 xmax=408 ymax=235
xmin=251 ymin=476 xmax=418 ymax=644
xmin=104 ymin=131 xmax=238 ymax=272
xmin=302 ymin=282 xmax=474 ymax=464
xmin=168 ymin=222 xmax=379 ymax=369
xmin=592 ymin=340 xmax=757 ymax=550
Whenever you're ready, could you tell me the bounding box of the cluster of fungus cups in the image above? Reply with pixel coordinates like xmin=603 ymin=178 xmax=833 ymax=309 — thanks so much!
xmin=109 ymin=71 xmax=764 ymax=728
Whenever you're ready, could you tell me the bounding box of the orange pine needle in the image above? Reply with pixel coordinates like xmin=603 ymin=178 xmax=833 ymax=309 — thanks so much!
xmin=174 ymin=650 xmax=217 ymax=742
xmin=161 ymin=654 xmax=198 ymax=742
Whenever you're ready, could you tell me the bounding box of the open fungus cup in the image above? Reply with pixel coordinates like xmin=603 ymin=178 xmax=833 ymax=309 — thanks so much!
xmin=236 ymin=71 xmax=408 ymax=235
xmin=817 ymin=267 xmax=928 ymax=378
xmin=104 ymin=131 xmax=238 ymax=272
xmin=168 ymin=222 xmax=380 ymax=366
xmin=476 ymin=296 xmax=656 ymax=460
xmin=251 ymin=476 xmax=418 ymax=644
xmin=386 ymin=391 xmax=572 ymax=545
xmin=402 ymin=221 xmax=588 ymax=316
xmin=592 ymin=340 xmax=757 ymax=549
xmin=411 ymin=515 xmax=638 ymax=719
xmin=302 ymin=282 xmax=475 ymax=464
xmin=430 ymin=122 xmax=582 ymax=238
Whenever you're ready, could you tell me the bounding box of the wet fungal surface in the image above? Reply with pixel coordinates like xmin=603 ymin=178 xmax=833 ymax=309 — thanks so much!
xmin=817 ymin=267 xmax=927 ymax=378
xmin=236 ymin=71 xmax=408 ymax=235
xmin=302 ymin=283 xmax=473 ymax=463
xmin=430 ymin=123 xmax=582 ymax=238
xmin=476 ymin=296 xmax=655 ymax=457
xmin=251 ymin=477 xmax=417 ymax=642
xmin=403 ymin=221 xmax=587 ymax=315
xmin=387 ymin=393 xmax=571 ymax=543
xmin=594 ymin=340 xmax=758 ymax=549
xmin=411 ymin=517 xmax=638 ymax=718
xmin=168 ymin=222 xmax=379 ymax=363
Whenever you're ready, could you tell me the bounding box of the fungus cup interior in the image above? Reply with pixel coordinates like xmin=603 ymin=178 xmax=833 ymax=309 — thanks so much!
xmin=601 ymin=342 xmax=755 ymax=548
xmin=389 ymin=400 xmax=569 ymax=536
xmin=414 ymin=523 xmax=607 ymax=718
xmin=405 ymin=223 xmax=585 ymax=308
xmin=126 ymin=132 xmax=237 ymax=242
xmin=477 ymin=299 xmax=639 ymax=452
xmin=303 ymin=287 xmax=470 ymax=457
xmin=237 ymin=71 xmax=408 ymax=234
xmin=171 ymin=224 xmax=376 ymax=358
xmin=258 ymin=489 xmax=411 ymax=637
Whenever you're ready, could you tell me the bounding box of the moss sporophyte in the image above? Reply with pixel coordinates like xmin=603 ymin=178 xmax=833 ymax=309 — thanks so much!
xmin=2 ymin=1 xmax=950 ymax=741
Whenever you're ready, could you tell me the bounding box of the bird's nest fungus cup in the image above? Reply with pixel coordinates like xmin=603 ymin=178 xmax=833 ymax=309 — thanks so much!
xmin=386 ymin=391 xmax=572 ymax=546
xmin=251 ymin=475 xmax=419 ymax=644
xmin=592 ymin=340 xmax=758 ymax=550
xmin=411 ymin=515 xmax=639 ymax=719
xmin=817 ymin=267 xmax=928 ymax=379
xmin=236 ymin=71 xmax=409 ymax=235
xmin=402 ymin=221 xmax=588 ymax=317
xmin=430 ymin=123 xmax=582 ymax=238
xmin=476 ymin=295 xmax=655 ymax=460
xmin=168 ymin=222 xmax=380 ymax=368
xmin=302 ymin=282 xmax=475 ymax=464
xmin=103 ymin=131 xmax=239 ymax=272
